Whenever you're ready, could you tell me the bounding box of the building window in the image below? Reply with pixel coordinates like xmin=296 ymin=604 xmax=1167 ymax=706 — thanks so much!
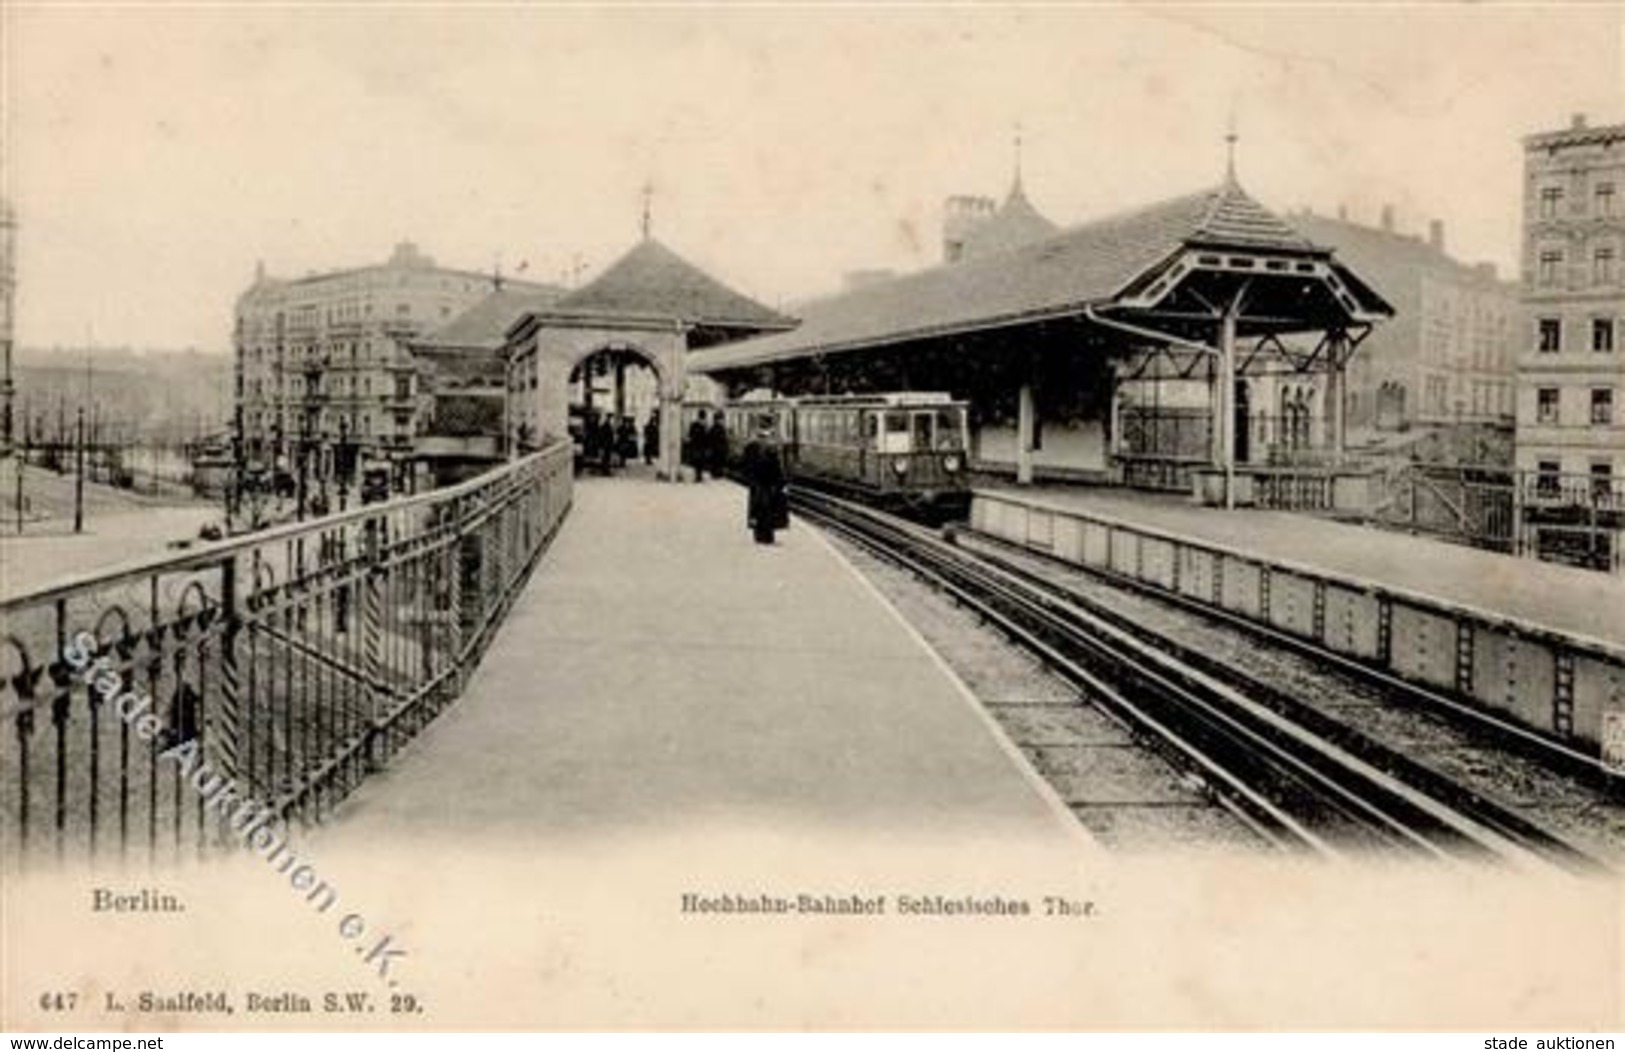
xmin=1537 ymin=459 xmax=1561 ymax=496
xmin=1598 ymin=183 xmax=1616 ymax=217
xmin=1540 ymin=185 xmax=1564 ymax=218
xmin=1538 ymin=317 xmax=1562 ymax=352
xmin=1593 ymin=461 xmax=1615 ymax=502
xmin=1538 ymin=250 xmax=1563 ymax=286
xmin=1595 ymin=318 xmax=1615 ymax=353
xmin=1591 ymin=387 xmax=1614 ymax=425
xmin=1596 ymin=246 xmax=1616 ymax=286
xmin=1537 ymin=387 xmax=1560 ymax=424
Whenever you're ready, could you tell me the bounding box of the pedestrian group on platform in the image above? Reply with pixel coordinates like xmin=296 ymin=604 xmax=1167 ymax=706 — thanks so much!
xmin=577 ymin=406 xmax=787 ymax=545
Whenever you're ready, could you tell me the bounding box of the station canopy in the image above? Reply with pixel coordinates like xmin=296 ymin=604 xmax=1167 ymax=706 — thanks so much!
xmin=689 ymin=178 xmax=1393 ymax=383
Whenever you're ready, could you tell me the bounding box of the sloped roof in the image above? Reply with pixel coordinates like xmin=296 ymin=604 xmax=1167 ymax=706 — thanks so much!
xmin=552 ymin=238 xmax=794 ymax=330
xmin=426 ymin=392 xmax=505 ymax=437
xmin=417 ymin=285 xmax=566 ymax=348
xmin=692 ymin=180 xmax=1324 ymax=370
xmin=1189 ymin=180 xmax=1319 ymax=251
xmin=959 ymin=180 xmax=1060 ymax=259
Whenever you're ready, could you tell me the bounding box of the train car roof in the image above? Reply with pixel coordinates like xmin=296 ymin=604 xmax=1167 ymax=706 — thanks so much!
xmin=779 ymin=392 xmax=963 ymax=408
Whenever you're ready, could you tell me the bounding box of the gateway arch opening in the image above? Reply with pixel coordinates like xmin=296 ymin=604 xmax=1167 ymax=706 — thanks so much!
xmin=569 ymin=346 xmax=663 ymax=477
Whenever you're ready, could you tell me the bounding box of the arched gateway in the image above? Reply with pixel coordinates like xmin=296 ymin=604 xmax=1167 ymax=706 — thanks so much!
xmin=503 ymin=237 xmax=795 ymax=480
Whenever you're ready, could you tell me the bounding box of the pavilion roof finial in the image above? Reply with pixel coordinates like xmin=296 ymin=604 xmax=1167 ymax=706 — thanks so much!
xmin=1224 ymin=110 xmax=1240 ymax=186
xmin=640 ymin=179 xmax=654 ymax=241
xmin=1013 ymin=120 xmax=1025 ymax=194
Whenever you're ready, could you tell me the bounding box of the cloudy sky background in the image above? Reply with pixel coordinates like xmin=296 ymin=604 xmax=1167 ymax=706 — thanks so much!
xmin=4 ymin=4 xmax=1622 ymax=352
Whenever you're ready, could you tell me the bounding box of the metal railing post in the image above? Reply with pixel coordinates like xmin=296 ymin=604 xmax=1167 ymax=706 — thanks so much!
xmin=362 ymin=515 xmax=387 ymax=771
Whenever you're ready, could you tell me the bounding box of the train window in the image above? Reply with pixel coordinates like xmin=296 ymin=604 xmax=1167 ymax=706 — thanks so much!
xmin=935 ymin=408 xmax=965 ymax=449
xmin=863 ymin=413 xmax=878 ymax=450
xmin=911 ymin=412 xmax=933 ymax=451
xmin=885 ymin=412 xmax=909 ymax=434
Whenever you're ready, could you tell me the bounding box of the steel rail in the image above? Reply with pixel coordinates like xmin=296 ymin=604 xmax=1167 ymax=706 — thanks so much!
xmin=961 ymin=521 xmax=1617 ymax=791
xmin=953 ymin=528 xmax=1607 ymax=874
xmin=795 ymin=489 xmax=1597 ymax=873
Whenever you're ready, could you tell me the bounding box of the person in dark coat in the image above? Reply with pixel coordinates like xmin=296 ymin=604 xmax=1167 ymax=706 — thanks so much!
xmin=741 ymin=424 xmax=789 ymax=545
xmin=686 ymin=411 xmax=709 ymax=482
xmin=588 ymin=416 xmax=607 ymax=474
xmin=595 ymin=416 xmax=615 ymax=475
xmin=706 ymin=412 xmax=730 ymax=479
xmin=642 ymin=411 xmax=660 ymax=466
xmin=615 ymin=415 xmax=637 ymax=467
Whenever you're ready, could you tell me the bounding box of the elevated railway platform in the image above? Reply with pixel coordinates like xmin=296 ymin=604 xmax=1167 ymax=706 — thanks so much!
xmin=327 ymin=474 xmax=1090 ymax=846
xmin=976 ymin=484 xmax=1625 ymax=646
xmin=971 ymin=484 xmax=1625 ymax=770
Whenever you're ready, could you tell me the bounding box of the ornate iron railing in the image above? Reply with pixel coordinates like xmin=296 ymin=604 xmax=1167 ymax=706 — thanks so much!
xmin=1366 ymin=465 xmax=1624 ymax=568
xmin=0 ymin=441 xmax=572 ymax=865
xmin=1252 ymin=469 xmax=1336 ymax=512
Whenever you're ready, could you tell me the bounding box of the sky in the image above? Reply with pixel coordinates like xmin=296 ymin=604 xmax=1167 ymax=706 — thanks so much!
xmin=3 ymin=3 xmax=1622 ymax=353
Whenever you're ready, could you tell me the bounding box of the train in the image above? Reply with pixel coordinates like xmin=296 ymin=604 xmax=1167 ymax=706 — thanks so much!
xmin=713 ymin=392 xmax=973 ymax=519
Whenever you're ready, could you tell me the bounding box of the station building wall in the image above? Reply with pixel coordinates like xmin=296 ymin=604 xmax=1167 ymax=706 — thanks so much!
xmin=974 ymin=418 xmax=1107 ymax=472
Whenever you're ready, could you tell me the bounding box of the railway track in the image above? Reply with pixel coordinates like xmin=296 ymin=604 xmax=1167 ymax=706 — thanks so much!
xmin=793 ymin=488 xmax=1605 ymax=873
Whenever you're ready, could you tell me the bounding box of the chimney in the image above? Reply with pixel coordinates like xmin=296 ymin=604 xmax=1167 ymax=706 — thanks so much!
xmin=1380 ymin=204 xmax=1395 ymax=232
xmin=1572 ymin=112 xmax=1588 ymax=130
xmin=1428 ymin=219 xmax=1444 ymax=252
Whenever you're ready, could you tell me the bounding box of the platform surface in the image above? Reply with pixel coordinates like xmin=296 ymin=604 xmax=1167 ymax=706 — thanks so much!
xmin=328 ymin=473 xmax=1086 ymax=846
xmin=978 ymin=484 xmax=1625 ymax=648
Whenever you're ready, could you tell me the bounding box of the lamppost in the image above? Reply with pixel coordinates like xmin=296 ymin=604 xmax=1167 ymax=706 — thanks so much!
xmin=337 ymin=415 xmax=352 ymax=512
xmin=228 ymin=403 xmax=244 ymax=526
xmin=299 ymin=347 xmax=328 ymax=519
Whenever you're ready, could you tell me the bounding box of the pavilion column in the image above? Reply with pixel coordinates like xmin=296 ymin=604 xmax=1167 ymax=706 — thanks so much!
xmin=1325 ymin=333 xmax=1347 ymax=462
xmin=1208 ymin=358 xmax=1222 ymax=466
xmin=659 ymin=334 xmax=686 ymax=482
xmin=1016 ymin=382 xmax=1036 ymax=486
xmin=658 ymin=390 xmax=681 ymax=482
xmin=1217 ymin=306 xmax=1238 ymax=510
xmin=1107 ymin=372 xmax=1122 ymax=458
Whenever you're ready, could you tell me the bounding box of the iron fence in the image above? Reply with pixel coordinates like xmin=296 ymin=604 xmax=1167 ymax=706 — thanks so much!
xmin=1369 ymin=465 xmax=1623 ymax=572
xmin=0 ymin=441 xmax=573 ymax=865
xmin=1119 ymin=406 xmax=1210 ymax=461
xmin=1252 ymin=469 xmax=1337 ymax=512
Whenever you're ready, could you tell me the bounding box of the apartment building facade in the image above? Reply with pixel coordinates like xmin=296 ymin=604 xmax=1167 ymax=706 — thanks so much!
xmin=1517 ymin=116 xmax=1625 ymax=483
xmin=1516 ymin=114 xmax=1625 ymax=568
xmin=233 ymin=241 xmax=548 ymax=499
xmin=1292 ymin=209 xmax=1518 ymax=450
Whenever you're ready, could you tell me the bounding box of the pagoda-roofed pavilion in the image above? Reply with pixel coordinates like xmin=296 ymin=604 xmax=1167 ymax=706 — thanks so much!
xmin=691 ymin=174 xmax=1392 ymax=505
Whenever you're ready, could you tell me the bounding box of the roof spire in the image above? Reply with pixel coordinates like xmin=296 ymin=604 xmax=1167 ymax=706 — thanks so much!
xmin=640 ymin=179 xmax=654 ymax=241
xmin=1224 ymin=110 xmax=1240 ymax=186
xmin=1012 ymin=120 xmax=1025 ymax=194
